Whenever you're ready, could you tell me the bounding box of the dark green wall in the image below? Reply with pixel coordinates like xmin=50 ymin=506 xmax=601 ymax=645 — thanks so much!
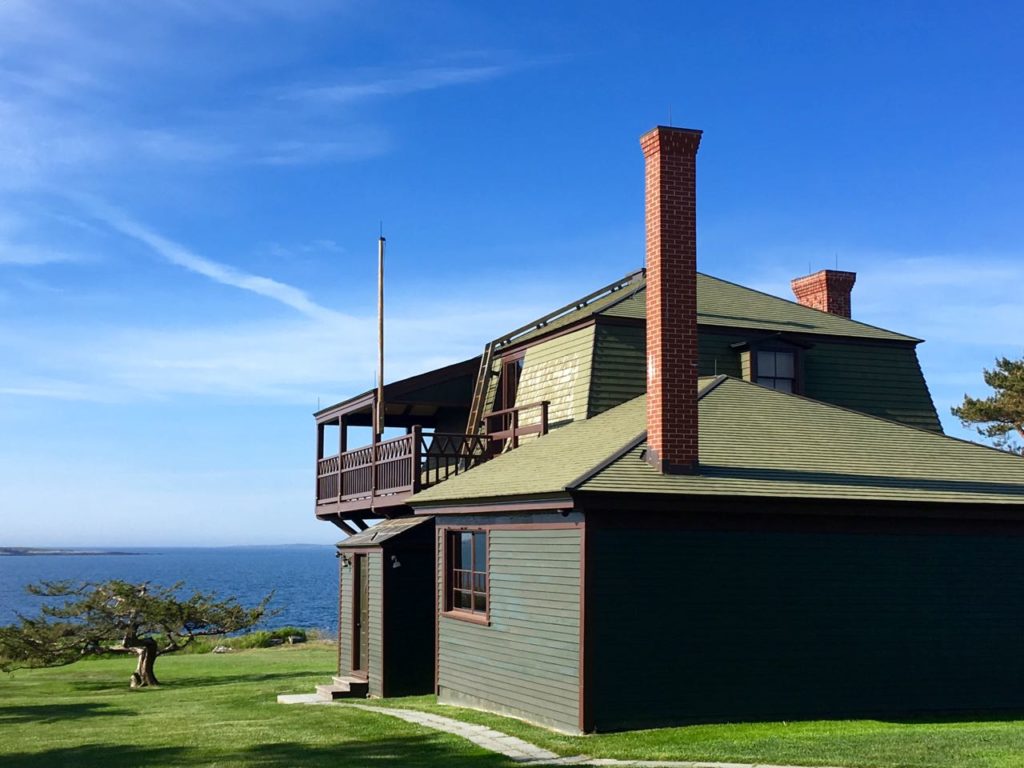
xmin=436 ymin=516 xmax=583 ymax=733
xmin=337 ymin=550 xmax=383 ymax=688
xmin=588 ymin=321 xmax=940 ymax=431
xmin=803 ymin=341 xmax=940 ymax=431
xmin=382 ymin=525 xmax=437 ymax=697
xmin=586 ymin=512 xmax=1024 ymax=730
xmin=338 ymin=554 xmax=353 ymax=674
xmin=367 ymin=553 xmax=384 ymax=697
xmin=339 ymin=527 xmax=436 ymax=698
xmin=589 ymin=324 xmax=646 ymax=417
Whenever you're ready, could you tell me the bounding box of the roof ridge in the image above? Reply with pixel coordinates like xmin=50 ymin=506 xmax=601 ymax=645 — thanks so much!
xmin=696 ymin=272 xmax=922 ymax=344
xmin=590 ymin=270 xmax=647 ymax=314
xmin=717 ymin=376 xmax=1024 ymax=460
xmin=566 ymin=377 xmax=727 ymax=489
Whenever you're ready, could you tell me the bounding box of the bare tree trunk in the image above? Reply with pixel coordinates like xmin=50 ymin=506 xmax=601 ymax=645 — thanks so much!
xmin=128 ymin=638 xmax=160 ymax=688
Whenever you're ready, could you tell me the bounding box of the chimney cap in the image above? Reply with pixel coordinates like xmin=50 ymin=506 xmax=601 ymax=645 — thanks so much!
xmin=640 ymin=126 xmax=702 ymax=157
xmin=791 ymin=269 xmax=857 ymax=292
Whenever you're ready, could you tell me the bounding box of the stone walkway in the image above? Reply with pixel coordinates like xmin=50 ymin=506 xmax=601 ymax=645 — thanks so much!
xmin=341 ymin=703 xmax=849 ymax=768
xmin=278 ymin=694 xmax=845 ymax=768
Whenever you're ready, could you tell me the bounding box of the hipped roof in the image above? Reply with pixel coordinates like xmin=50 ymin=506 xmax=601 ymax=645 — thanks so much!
xmin=504 ymin=271 xmax=918 ymax=349
xmin=411 ymin=377 xmax=1024 ymax=508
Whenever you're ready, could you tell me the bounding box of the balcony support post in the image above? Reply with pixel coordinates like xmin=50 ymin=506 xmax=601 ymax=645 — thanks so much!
xmin=335 ymin=518 xmax=358 ymax=536
xmin=315 ymin=423 xmax=325 ymax=503
xmin=411 ymin=425 xmax=423 ymax=493
xmin=338 ymin=416 xmax=346 ymax=501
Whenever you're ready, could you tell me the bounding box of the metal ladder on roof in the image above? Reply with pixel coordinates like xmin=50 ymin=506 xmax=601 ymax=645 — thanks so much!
xmin=465 ymin=341 xmax=495 ymax=436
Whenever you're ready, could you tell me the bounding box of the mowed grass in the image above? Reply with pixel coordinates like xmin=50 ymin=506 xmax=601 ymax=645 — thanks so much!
xmin=0 ymin=644 xmax=512 ymax=768
xmin=3 ymin=644 xmax=1024 ymax=768
xmin=377 ymin=695 xmax=1024 ymax=768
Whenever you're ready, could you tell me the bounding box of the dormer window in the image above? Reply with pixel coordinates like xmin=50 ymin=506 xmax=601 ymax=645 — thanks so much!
xmin=731 ymin=334 xmax=809 ymax=395
xmin=756 ymin=350 xmax=796 ymax=393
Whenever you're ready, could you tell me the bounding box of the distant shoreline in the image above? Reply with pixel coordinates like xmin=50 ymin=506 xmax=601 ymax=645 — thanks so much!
xmin=0 ymin=547 xmax=147 ymax=557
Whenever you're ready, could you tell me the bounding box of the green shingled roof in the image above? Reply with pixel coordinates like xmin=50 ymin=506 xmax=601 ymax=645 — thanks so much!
xmin=337 ymin=515 xmax=432 ymax=548
xmin=503 ymin=271 xmax=918 ymax=348
xmin=411 ymin=377 xmax=1024 ymax=508
xmin=410 ymin=390 xmax=652 ymax=504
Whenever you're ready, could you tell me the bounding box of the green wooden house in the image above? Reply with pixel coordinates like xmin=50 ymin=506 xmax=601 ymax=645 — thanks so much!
xmin=309 ymin=125 xmax=1024 ymax=732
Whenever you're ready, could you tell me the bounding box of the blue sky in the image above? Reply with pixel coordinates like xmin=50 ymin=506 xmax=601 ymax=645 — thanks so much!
xmin=1 ymin=1 xmax=1021 ymax=546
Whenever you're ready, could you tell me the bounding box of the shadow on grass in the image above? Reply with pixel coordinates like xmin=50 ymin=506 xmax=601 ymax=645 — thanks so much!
xmin=67 ymin=669 xmax=326 ymax=692
xmin=239 ymin=738 xmax=515 ymax=767
xmin=0 ymin=702 xmax=129 ymax=724
xmin=1 ymin=745 xmax=188 ymax=768
xmin=881 ymin=710 xmax=1024 ymax=725
xmin=1 ymin=736 xmax=514 ymax=768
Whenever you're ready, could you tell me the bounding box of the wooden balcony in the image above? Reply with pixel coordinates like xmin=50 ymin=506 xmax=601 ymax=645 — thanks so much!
xmin=314 ymin=401 xmax=550 ymax=525
xmin=316 ymin=427 xmax=490 ymax=519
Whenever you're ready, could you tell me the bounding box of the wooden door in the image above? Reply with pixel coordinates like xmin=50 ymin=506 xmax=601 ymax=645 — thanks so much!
xmin=353 ymin=554 xmax=370 ymax=677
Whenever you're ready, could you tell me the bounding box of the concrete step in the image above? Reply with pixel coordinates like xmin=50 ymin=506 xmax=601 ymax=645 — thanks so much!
xmin=333 ymin=676 xmax=369 ymax=694
xmin=315 ymin=676 xmax=370 ymax=701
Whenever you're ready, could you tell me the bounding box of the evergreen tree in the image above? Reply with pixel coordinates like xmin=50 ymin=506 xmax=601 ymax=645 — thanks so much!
xmin=952 ymin=355 xmax=1024 ymax=455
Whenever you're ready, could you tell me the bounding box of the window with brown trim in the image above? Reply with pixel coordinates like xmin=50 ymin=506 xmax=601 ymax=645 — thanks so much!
xmin=445 ymin=530 xmax=487 ymax=617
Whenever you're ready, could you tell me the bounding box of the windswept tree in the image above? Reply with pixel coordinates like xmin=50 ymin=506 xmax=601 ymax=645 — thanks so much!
xmin=952 ymin=355 xmax=1024 ymax=455
xmin=0 ymin=580 xmax=271 ymax=688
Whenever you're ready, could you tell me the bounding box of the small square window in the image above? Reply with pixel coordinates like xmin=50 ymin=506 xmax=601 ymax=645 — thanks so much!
xmin=755 ymin=350 xmax=797 ymax=393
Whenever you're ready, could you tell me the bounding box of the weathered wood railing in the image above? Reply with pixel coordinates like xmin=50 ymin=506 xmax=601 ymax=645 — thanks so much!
xmin=316 ymin=428 xmax=492 ymax=507
xmin=480 ymin=400 xmax=550 ymax=450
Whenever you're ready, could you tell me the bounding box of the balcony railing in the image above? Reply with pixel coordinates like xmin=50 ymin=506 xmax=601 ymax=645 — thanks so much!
xmin=316 ymin=427 xmax=491 ymax=510
xmin=315 ymin=401 xmax=550 ymax=514
xmin=480 ymin=400 xmax=549 ymax=450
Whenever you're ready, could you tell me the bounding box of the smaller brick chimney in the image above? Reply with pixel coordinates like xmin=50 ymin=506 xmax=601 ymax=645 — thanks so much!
xmin=790 ymin=269 xmax=857 ymax=318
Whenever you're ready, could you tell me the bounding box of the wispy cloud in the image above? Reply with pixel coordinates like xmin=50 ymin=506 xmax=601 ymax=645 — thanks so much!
xmin=284 ymin=64 xmax=513 ymax=105
xmin=81 ymin=199 xmax=343 ymax=322
xmin=0 ymin=297 xmax=536 ymax=405
xmin=0 ymin=245 xmax=82 ymax=266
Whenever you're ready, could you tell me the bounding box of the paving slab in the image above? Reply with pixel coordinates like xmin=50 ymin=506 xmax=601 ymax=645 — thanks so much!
xmin=276 ymin=693 xmax=326 ymax=705
xmin=342 ymin=703 xmax=850 ymax=768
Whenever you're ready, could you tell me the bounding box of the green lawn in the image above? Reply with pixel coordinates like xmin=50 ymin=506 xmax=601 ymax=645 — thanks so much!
xmin=377 ymin=696 xmax=1024 ymax=768
xmin=2 ymin=644 xmax=1023 ymax=768
xmin=0 ymin=644 xmax=512 ymax=768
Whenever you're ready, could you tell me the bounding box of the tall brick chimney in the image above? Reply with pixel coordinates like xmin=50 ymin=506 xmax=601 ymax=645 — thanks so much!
xmin=790 ymin=269 xmax=857 ymax=318
xmin=641 ymin=125 xmax=702 ymax=475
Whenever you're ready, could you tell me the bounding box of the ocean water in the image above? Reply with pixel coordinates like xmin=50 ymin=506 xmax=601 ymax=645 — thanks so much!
xmin=0 ymin=546 xmax=338 ymax=633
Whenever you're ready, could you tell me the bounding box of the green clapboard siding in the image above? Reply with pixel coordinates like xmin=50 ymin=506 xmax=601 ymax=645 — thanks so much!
xmin=437 ymin=528 xmax=582 ymax=733
xmin=516 ymin=325 xmax=595 ymax=430
xmin=803 ymin=341 xmax=941 ymax=431
xmin=338 ymin=552 xmax=384 ymax=694
xmin=589 ymin=326 xmax=742 ymax=417
xmin=338 ymin=561 xmax=352 ymax=673
xmin=698 ymin=331 xmax=745 ymax=379
xmin=587 ymin=322 xmax=939 ymax=431
xmin=589 ymin=324 xmax=644 ymax=417
xmin=589 ymin=522 xmax=1024 ymax=730
xmin=368 ymin=552 xmax=384 ymax=697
